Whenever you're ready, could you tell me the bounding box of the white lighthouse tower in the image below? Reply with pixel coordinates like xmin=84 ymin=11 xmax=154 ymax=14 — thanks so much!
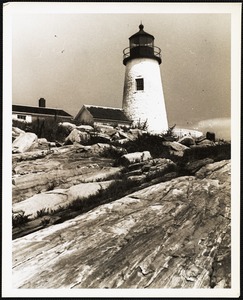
xmin=122 ymin=24 xmax=168 ymax=133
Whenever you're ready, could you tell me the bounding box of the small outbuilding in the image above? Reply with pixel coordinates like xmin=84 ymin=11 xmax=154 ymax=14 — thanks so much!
xmin=74 ymin=105 xmax=132 ymax=127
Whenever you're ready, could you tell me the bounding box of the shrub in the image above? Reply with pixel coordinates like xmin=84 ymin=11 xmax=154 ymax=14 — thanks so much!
xmin=12 ymin=213 xmax=30 ymax=227
xmin=31 ymin=118 xmax=69 ymax=142
xmin=12 ymin=119 xmax=30 ymax=131
xmin=131 ymin=119 xmax=148 ymax=131
xmin=36 ymin=208 xmax=51 ymax=218
xmin=13 ymin=118 xmax=72 ymax=142
xmin=164 ymin=124 xmax=177 ymax=140
xmin=120 ymin=132 xmax=171 ymax=158
xmin=40 ymin=217 xmax=50 ymax=227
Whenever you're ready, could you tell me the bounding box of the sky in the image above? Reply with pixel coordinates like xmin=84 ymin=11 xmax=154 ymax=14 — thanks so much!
xmin=9 ymin=3 xmax=239 ymax=139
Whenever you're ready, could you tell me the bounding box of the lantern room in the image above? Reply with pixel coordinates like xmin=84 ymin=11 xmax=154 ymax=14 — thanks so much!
xmin=123 ymin=24 xmax=162 ymax=65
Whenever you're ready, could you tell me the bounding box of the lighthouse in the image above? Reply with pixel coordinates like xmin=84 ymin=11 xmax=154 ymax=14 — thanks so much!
xmin=122 ymin=24 xmax=168 ymax=133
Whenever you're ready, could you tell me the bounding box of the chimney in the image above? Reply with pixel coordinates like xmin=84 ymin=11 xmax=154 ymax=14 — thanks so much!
xmin=39 ymin=98 xmax=46 ymax=108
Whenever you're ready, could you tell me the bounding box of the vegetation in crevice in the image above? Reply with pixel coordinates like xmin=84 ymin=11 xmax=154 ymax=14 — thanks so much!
xmin=117 ymin=133 xmax=171 ymax=158
xmin=67 ymin=178 xmax=138 ymax=213
xmin=12 ymin=213 xmax=31 ymax=227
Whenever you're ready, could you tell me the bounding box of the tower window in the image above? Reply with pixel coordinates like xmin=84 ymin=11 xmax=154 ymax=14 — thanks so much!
xmin=136 ymin=78 xmax=144 ymax=91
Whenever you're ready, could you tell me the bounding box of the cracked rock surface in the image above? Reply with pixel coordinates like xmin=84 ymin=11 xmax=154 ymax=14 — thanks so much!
xmin=12 ymin=160 xmax=231 ymax=289
xmin=12 ymin=144 xmax=121 ymax=203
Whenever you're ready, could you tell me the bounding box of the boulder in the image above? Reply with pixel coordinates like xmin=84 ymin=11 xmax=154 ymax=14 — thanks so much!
xmin=98 ymin=125 xmax=117 ymax=136
xmin=93 ymin=124 xmax=118 ymax=137
xmin=161 ymin=141 xmax=187 ymax=157
xmin=89 ymin=143 xmax=111 ymax=155
xmin=206 ymin=131 xmax=216 ymax=142
xmin=146 ymin=158 xmax=177 ymax=179
xmin=141 ymin=164 xmax=151 ymax=172
xmin=49 ymin=142 xmax=56 ymax=148
xmin=178 ymin=135 xmax=195 ymax=146
xmin=197 ymin=139 xmax=215 ymax=146
xmin=89 ymin=143 xmax=126 ymax=158
xmin=12 ymin=127 xmax=25 ymax=140
xmin=126 ymin=175 xmax=146 ymax=182
xmin=92 ymin=132 xmax=111 ymax=143
xmin=33 ymin=138 xmax=50 ymax=151
xmin=195 ymin=136 xmax=206 ymax=143
xmin=65 ymin=129 xmax=90 ymax=144
xmin=111 ymin=132 xmax=121 ymax=141
xmin=12 ymin=127 xmax=25 ymax=135
xmin=117 ymin=130 xmax=129 ymax=139
xmin=12 ymin=132 xmax=38 ymax=153
xmin=119 ymin=151 xmax=152 ymax=165
xmin=38 ymin=138 xmax=48 ymax=144
xmin=96 ymin=124 xmax=114 ymax=131
xmin=76 ymin=125 xmax=94 ymax=132
xmin=116 ymin=138 xmax=131 ymax=145
xmin=58 ymin=122 xmax=76 ymax=132
xmin=113 ymin=129 xmax=137 ymax=142
xmin=163 ymin=141 xmax=189 ymax=151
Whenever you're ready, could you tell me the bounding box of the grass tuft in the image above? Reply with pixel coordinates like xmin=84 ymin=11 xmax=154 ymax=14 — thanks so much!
xmin=67 ymin=178 xmax=137 ymax=213
xmin=12 ymin=213 xmax=31 ymax=228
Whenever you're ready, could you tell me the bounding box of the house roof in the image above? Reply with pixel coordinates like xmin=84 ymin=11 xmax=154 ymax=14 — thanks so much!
xmin=12 ymin=105 xmax=72 ymax=117
xmin=84 ymin=105 xmax=131 ymax=123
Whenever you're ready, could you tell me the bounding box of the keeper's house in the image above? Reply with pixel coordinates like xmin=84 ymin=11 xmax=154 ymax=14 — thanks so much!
xmin=74 ymin=105 xmax=132 ymax=127
xmin=12 ymin=98 xmax=73 ymax=123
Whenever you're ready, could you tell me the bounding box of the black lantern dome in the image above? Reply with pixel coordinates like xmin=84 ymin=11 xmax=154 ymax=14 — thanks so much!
xmin=123 ymin=24 xmax=161 ymax=65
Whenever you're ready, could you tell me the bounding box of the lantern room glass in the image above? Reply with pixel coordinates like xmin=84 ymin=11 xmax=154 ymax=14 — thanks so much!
xmin=130 ymin=35 xmax=154 ymax=48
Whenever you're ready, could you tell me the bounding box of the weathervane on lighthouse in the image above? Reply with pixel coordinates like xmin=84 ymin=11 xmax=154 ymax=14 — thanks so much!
xmin=122 ymin=23 xmax=168 ymax=133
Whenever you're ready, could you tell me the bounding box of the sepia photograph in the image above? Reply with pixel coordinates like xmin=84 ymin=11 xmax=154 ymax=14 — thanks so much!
xmin=2 ymin=2 xmax=241 ymax=298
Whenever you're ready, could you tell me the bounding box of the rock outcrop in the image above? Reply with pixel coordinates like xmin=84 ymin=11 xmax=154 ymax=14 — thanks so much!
xmin=12 ymin=144 xmax=123 ymax=203
xmin=12 ymin=181 xmax=113 ymax=219
xmin=12 ymin=160 xmax=231 ymax=289
xmin=11 ymin=124 xmax=232 ymax=290
xmin=12 ymin=132 xmax=38 ymax=153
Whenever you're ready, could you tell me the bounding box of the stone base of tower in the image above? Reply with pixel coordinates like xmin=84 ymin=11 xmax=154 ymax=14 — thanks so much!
xmin=122 ymin=58 xmax=168 ymax=134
